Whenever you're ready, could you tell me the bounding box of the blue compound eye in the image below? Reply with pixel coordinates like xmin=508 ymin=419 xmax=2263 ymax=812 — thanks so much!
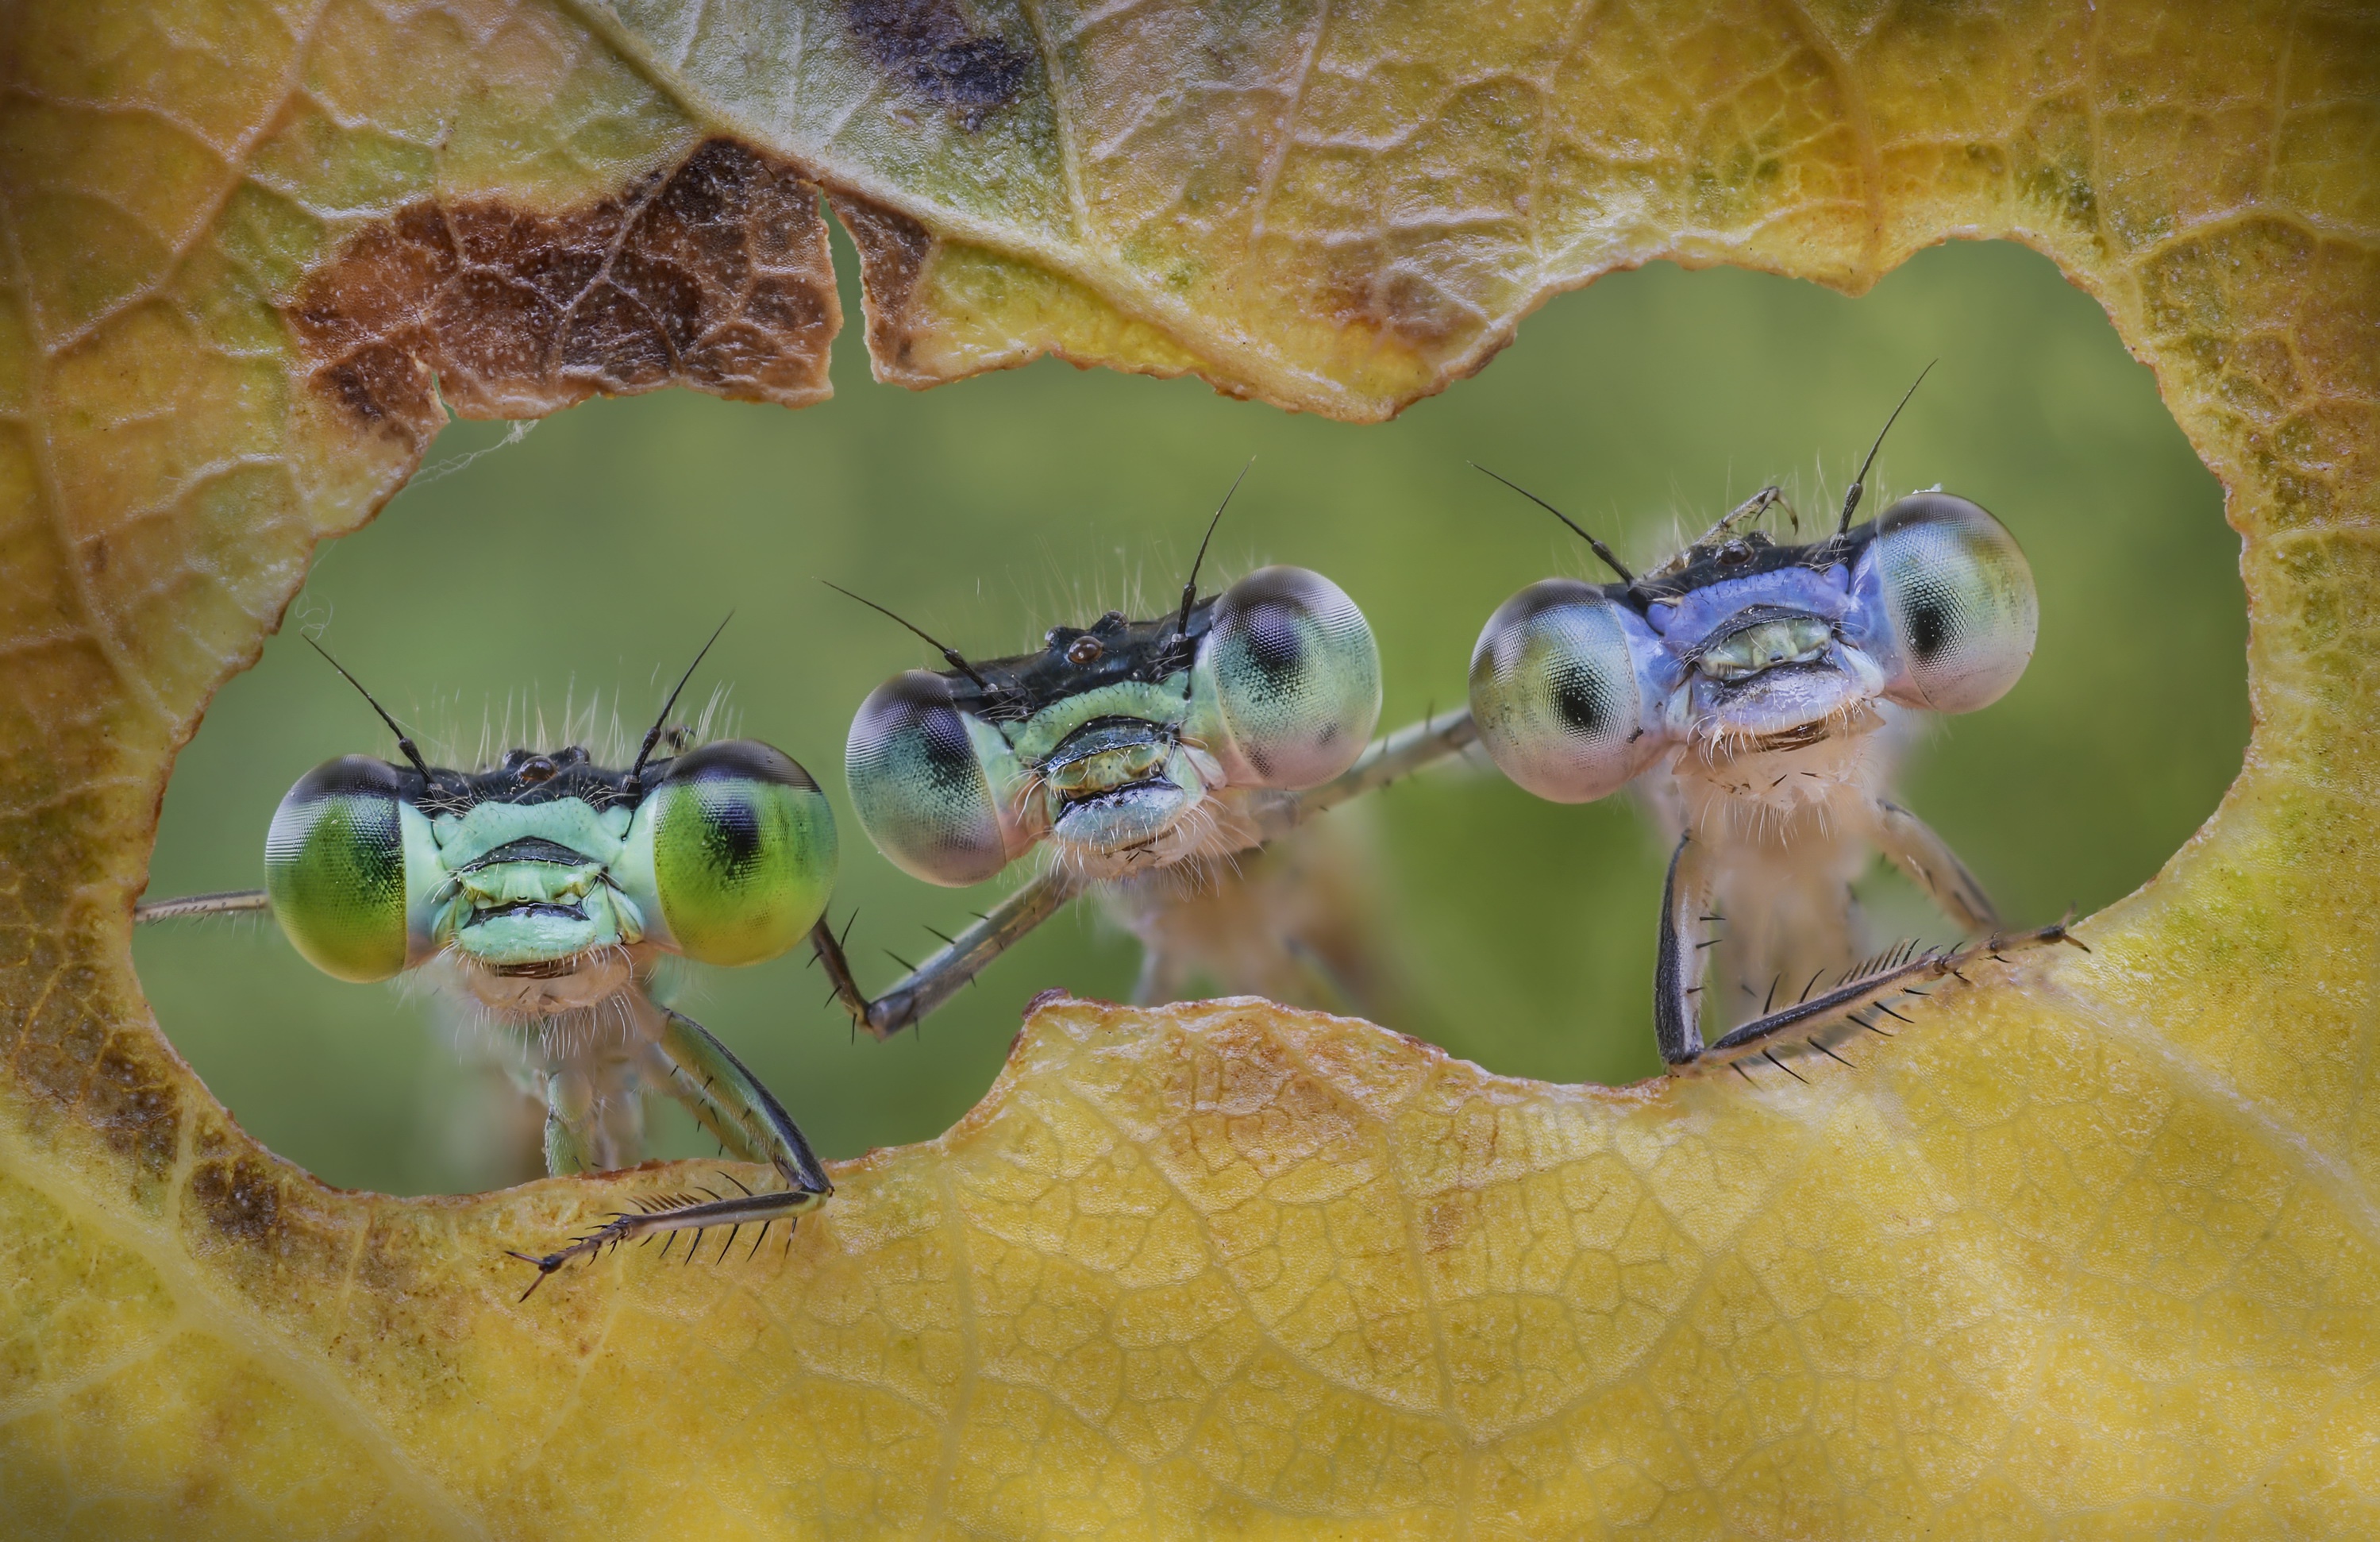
xmin=1864 ymin=492 xmax=2037 ymax=714
xmin=845 ymin=671 xmax=1020 ymax=886
xmin=1469 ymin=579 xmax=1661 ymax=804
xmin=264 ymin=756 xmax=414 ymax=982
xmin=1196 ymin=566 xmax=1381 ymax=789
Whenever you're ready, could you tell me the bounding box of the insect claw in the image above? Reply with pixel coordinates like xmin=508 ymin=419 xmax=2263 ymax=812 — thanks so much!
xmin=510 ymin=1249 xmax=570 ymax=1301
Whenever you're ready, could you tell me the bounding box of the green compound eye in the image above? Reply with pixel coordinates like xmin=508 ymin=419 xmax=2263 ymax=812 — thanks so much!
xmin=1863 ymin=492 xmax=2037 ymax=714
xmin=629 ymin=740 xmax=838 ymax=968
xmin=264 ymin=756 xmax=415 ymax=983
xmin=845 ymin=671 xmax=1022 ymax=887
xmin=1195 ymin=566 xmax=1381 ymax=789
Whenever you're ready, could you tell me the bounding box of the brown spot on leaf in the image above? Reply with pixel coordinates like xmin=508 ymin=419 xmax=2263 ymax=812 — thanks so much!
xmin=827 ymin=190 xmax=938 ymax=384
xmin=85 ymin=1035 xmax=181 ymax=1179
xmin=289 ymin=140 xmax=840 ymax=445
xmin=845 ymin=0 xmax=1034 ymax=126
xmin=188 ymin=1150 xmax=283 ymax=1246
xmin=1316 ymin=256 xmax=1471 ymax=352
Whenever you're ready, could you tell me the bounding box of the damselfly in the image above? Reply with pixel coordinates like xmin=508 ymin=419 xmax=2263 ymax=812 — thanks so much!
xmin=814 ymin=476 xmax=1477 ymax=1035
xmin=137 ymin=630 xmax=840 ymax=1293
xmin=1468 ymin=376 xmax=2082 ymax=1074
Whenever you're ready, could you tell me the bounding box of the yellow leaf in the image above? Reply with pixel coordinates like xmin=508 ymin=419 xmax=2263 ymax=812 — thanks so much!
xmin=2 ymin=0 xmax=2375 ymax=1536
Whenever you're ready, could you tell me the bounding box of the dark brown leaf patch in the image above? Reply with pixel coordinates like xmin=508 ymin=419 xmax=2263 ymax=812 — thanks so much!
xmin=85 ymin=1035 xmax=181 ymax=1179
xmin=187 ymin=1149 xmax=283 ymax=1247
xmin=289 ymin=140 xmax=841 ymax=444
xmin=845 ymin=0 xmax=1034 ymax=126
xmin=826 ymin=190 xmax=939 ymax=384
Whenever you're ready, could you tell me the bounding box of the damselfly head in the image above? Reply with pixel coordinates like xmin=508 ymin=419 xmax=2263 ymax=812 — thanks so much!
xmin=844 ymin=566 xmax=1381 ymax=884
xmin=264 ymin=673 xmax=836 ymax=999
xmin=1472 ymin=486 xmax=2035 ymax=801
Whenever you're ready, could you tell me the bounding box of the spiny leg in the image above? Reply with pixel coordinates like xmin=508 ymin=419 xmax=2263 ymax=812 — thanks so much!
xmin=1687 ymin=917 xmax=2089 ymax=1076
xmin=1654 ymin=832 xmax=1722 ymax=1066
xmin=651 ymin=1009 xmax=831 ymax=1193
xmin=811 ymin=869 xmax=1081 ymax=1039
xmin=513 ymin=1011 xmax=831 ymax=1297
xmin=133 ymin=889 xmax=271 ymax=923
xmin=1874 ymin=798 xmax=2001 ymax=934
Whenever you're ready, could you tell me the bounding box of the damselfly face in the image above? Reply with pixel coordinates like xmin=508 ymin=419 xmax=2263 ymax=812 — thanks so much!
xmin=1472 ymin=492 xmax=2036 ymax=807
xmin=266 ymin=738 xmax=838 ymax=1012
xmin=846 ymin=567 xmax=1381 ymax=885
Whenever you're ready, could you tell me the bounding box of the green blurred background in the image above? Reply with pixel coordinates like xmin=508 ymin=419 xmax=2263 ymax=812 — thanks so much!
xmin=136 ymin=236 xmax=2246 ymax=1196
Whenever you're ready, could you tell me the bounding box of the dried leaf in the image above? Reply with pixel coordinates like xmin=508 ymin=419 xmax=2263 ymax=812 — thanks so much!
xmin=2 ymin=0 xmax=2375 ymax=1535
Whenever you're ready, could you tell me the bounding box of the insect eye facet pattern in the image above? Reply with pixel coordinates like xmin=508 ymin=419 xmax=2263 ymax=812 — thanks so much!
xmin=263 ymin=754 xmax=426 ymax=983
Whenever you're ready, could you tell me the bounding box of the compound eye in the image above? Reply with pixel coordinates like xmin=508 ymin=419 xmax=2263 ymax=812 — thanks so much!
xmin=1867 ymin=492 xmax=2037 ymax=713
xmin=637 ymin=740 xmax=837 ymax=967
xmin=264 ymin=756 xmax=414 ymax=983
xmin=1196 ymin=566 xmax=1381 ymax=789
xmin=1469 ymin=579 xmax=1657 ymax=804
xmin=846 ymin=672 xmax=1016 ymax=886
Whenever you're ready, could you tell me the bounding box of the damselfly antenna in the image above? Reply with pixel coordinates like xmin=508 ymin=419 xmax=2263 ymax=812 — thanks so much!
xmin=824 ymin=583 xmax=999 ymax=696
xmin=627 ymin=614 xmax=731 ymax=790
xmin=1176 ymin=458 xmax=1252 ymax=648
xmin=1472 ymin=463 xmax=1635 ymax=584
xmin=304 ymin=636 xmax=437 ymax=784
xmin=1839 ymin=361 xmax=1935 ymax=534
xmin=1172 ymin=457 xmax=1252 ymax=698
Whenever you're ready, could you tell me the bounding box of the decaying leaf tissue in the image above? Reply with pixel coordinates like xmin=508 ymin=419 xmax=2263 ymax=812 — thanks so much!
xmin=2 ymin=0 xmax=2373 ymax=1536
